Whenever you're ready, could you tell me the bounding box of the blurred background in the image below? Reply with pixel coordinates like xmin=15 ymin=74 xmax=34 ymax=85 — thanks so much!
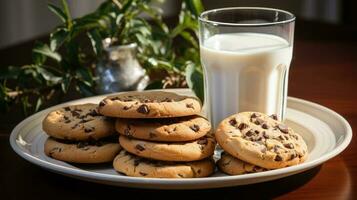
xmin=0 ymin=0 xmax=356 ymax=49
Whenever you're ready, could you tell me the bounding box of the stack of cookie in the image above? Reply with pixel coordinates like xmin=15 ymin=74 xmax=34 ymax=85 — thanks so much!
xmin=215 ymin=112 xmax=308 ymax=175
xmin=43 ymin=104 xmax=121 ymax=163
xmin=98 ymin=91 xmax=216 ymax=178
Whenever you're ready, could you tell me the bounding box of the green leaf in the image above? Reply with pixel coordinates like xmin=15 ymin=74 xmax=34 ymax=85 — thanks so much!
xmin=65 ymin=41 xmax=79 ymax=67
xmin=48 ymin=4 xmax=67 ymax=23
xmin=76 ymin=67 xmax=93 ymax=85
xmin=0 ymin=66 xmax=21 ymax=80
xmin=35 ymin=97 xmax=42 ymax=112
xmin=33 ymin=42 xmax=62 ymax=62
xmin=184 ymin=0 xmax=204 ymax=17
xmin=21 ymin=96 xmax=31 ymax=116
xmin=32 ymin=42 xmax=47 ymax=64
xmin=37 ymin=66 xmax=63 ymax=85
xmin=61 ymin=75 xmax=72 ymax=93
xmin=87 ymin=29 xmax=103 ymax=55
xmin=179 ymin=31 xmax=198 ymax=48
xmin=50 ymin=28 xmax=68 ymax=51
xmin=0 ymin=83 xmax=10 ymax=112
xmin=185 ymin=62 xmax=204 ymax=103
xmin=77 ymin=81 xmax=94 ymax=96
xmin=61 ymin=0 xmax=72 ymax=27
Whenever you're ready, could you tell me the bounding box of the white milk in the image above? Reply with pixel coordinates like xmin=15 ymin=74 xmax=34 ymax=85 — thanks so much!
xmin=200 ymin=33 xmax=292 ymax=127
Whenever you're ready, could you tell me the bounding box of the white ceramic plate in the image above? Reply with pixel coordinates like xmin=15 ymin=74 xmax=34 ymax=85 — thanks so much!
xmin=10 ymin=89 xmax=352 ymax=189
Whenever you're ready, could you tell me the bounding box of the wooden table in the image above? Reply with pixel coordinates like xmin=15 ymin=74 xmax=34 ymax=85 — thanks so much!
xmin=0 ymin=21 xmax=356 ymax=199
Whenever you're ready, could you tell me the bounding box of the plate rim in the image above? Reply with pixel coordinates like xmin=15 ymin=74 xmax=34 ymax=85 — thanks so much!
xmin=9 ymin=89 xmax=353 ymax=187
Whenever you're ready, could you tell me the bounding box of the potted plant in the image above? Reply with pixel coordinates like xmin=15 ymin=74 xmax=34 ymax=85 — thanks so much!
xmin=0 ymin=0 xmax=204 ymax=115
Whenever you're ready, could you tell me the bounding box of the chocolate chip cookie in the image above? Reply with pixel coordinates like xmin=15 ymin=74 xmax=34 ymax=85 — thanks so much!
xmin=119 ymin=135 xmax=216 ymax=162
xmin=215 ymin=112 xmax=308 ymax=169
xmin=115 ymin=115 xmax=211 ymax=142
xmin=218 ymin=152 xmax=266 ymax=175
xmin=44 ymin=137 xmax=121 ymax=163
xmin=113 ymin=150 xmax=215 ymax=178
xmin=98 ymin=91 xmax=201 ymax=118
xmin=42 ymin=104 xmax=115 ymax=141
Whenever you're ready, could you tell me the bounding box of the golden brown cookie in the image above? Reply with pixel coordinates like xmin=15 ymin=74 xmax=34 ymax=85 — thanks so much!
xmin=42 ymin=103 xmax=115 ymax=141
xmin=113 ymin=150 xmax=215 ymax=178
xmin=119 ymin=135 xmax=216 ymax=162
xmin=98 ymin=91 xmax=201 ymax=118
xmin=44 ymin=137 xmax=121 ymax=163
xmin=218 ymin=152 xmax=266 ymax=175
xmin=115 ymin=115 xmax=211 ymax=142
xmin=215 ymin=112 xmax=308 ymax=169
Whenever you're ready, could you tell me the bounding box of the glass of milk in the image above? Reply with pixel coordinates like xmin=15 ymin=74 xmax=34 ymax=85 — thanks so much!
xmin=199 ymin=7 xmax=295 ymax=127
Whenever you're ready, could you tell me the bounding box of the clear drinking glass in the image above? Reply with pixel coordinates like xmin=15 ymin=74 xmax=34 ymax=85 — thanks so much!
xmin=199 ymin=7 xmax=295 ymax=127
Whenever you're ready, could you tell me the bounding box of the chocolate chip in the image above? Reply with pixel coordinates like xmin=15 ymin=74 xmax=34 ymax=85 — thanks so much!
xmin=277 ymin=124 xmax=289 ymax=134
xmin=135 ymin=144 xmax=145 ymax=151
xmin=110 ymin=97 xmax=120 ymax=101
xmin=49 ymin=147 xmax=62 ymax=157
xmin=63 ymin=107 xmax=71 ymax=111
xmin=270 ymin=114 xmax=278 ymax=120
xmin=251 ymin=113 xmax=260 ymax=118
xmin=99 ymin=101 xmax=106 ymax=107
xmin=84 ymin=127 xmax=94 ymax=133
xmin=71 ymin=110 xmax=80 ymax=117
xmin=79 ymin=119 xmax=93 ymax=124
xmin=238 ymin=123 xmax=248 ymax=130
xmin=124 ymin=126 xmax=132 ymax=137
xmin=71 ymin=124 xmax=79 ymax=129
xmin=139 ymin=172 xmax=147 ymax=176
xmin=149 ymin=132 xmax=157 ymax=138
xmin=273 ymin=145 xmax=280 ymax=153
xmin=178 ymin=174 xmax=184 ymax=178
xmin=254 ymin=130 xmax=260 ymax=134
xmin=278 ymin=135 xmax=285 ymax=140
xmin=197 ymin=138 xmax=208 ymax=145
xmin=143 ymin=99 xmax=152 ymax=103
xmin=274 ymin=155 xmax=283 ymax=161
xmin=190 ymin=124 xmax=200 ymax=132
xmin=78 ymin=115 xmax=86 ymax=119
xmin=254 ymin=118 xmax=264 ymax=125
xmin=136 ymin=104 xmax=150 ymax=114
xmin=263 ymin=131 xmax=269 ymax=139
xmin=186 ymin=103 xmax=194 ymax=109
xmin=245 ymin=130 xmax=253 ymax=137
xmin=87 ymin=109 xmax=99 ymax=117
xmin=123 ymin=105 xmax=132 ymax=110
xmin=284 ymin=143 xmax=294 ymax=149
xmin=262 ymin=123 xmax=269 ymax=129
xmin=161 ymin=97 xmax=173 ymax=102
xmin=289 ymin=153 xmax=297 ymax=160
xmin=229 ymin=118 xmax=237 ymax=126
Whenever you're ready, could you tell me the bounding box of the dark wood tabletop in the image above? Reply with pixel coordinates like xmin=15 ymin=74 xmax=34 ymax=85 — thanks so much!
xmin=0 ymin=21 xmax=356 ymax=199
